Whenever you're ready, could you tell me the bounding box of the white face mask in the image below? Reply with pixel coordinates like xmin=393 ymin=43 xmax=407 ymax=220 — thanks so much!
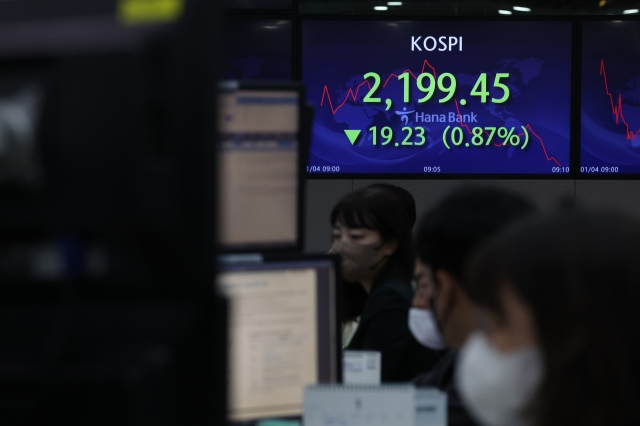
xmin=408 ymin=308 xmax=447 ymax=350
xmin=455 ymin=331 xmax=543 ymax=426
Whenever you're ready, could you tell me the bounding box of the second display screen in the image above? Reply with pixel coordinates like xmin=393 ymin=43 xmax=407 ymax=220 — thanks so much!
xmin=302 ymin=20 xmax=572 ymax=175
xmin=581 ymin=21 xmax=640 ymax=175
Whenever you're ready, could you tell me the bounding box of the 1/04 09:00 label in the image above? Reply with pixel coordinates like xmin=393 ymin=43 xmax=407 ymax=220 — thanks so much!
xmin=308 ymin=166 xmax=340 ymax=172
xmin=581 ymin=166 xmax=618 ymax=173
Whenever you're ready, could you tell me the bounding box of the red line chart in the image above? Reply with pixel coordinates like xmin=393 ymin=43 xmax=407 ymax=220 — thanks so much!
xmin=599 ymin=60 xmax=640 ymax=141
xmin=319 ymin=59 xmax=562 ymax=167
xmin=319 ymin=59 xmax=437 ymax=115
xmin=451 ymin=99 xmax=561 ymax=166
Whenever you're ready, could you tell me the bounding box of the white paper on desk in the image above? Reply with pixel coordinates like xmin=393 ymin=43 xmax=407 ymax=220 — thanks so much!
xmin=415 ymin=388 xmax=447 ymax=426
xmin=304 ymin=384 xmax=416 ymax=426
xmin=343 ymin=351 xmax=381 ymax=385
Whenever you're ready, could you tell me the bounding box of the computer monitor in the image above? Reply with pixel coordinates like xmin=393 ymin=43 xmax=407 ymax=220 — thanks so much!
xmin=218 ymin=82 xmax=305 ymax=252
xmin=216 ymin=254 xmax=341 ymax=423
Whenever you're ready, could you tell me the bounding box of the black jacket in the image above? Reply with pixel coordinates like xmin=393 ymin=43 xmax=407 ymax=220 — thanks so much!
xmin=414 ymin=349 xmax=478 ymax=426
xmin=346 ymin=267 xmax=444 ymax=382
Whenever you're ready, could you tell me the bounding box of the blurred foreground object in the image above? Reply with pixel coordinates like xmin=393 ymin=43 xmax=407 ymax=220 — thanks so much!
xmin=0 ymin=0 xmax=225 ymax=425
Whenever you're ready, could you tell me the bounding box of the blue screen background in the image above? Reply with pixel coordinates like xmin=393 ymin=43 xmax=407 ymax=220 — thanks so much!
xmin=302 ymin=21 xmax=572 ymax=175
xmin=581 ymin=21 xmax=640 ymax=174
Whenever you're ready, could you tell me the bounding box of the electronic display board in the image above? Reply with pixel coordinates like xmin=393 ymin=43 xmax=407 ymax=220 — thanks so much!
xmin=581 ymin=20 xmax=640 ymax=175
xmin=302 ymin=20 xmax=572 ymax=175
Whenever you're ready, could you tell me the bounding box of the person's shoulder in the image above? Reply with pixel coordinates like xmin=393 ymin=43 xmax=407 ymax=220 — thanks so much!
xmin=413 ymin=349 xmax=457 ymax=388
xmin=367 ymin=279 xmax=412 ymax=312
xmin=414 ymin=349 xmax=480 ymax=426
xmin=358 ymin=269 xmax=412 ymax=321
xmin=370 ymin=271 xmax=413 ymax=301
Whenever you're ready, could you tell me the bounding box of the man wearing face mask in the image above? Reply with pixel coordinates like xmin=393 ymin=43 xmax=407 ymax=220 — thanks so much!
xmin=461 ymin=209 xmax=640 ymax=426
xmin=413 ymin=186 xmax=537 ymax=426
xmin=409 ymin=258 xmax=447 ymax=351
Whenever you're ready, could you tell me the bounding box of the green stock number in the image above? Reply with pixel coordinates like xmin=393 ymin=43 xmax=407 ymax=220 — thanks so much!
xmin=362 ymin=72 xmax=510 ymax=105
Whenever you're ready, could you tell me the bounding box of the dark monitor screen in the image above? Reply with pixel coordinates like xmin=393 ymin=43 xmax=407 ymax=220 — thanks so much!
xmin=580 ymin=20 xmax=640 ymax=175
xmin=217 ymin=83 xmax=302 ymax=252
xmin=217 ymin=255 xmax=340 ymax=422
xmin=302 ymin=20 xmax=572 ymax=175
xmin=223 ymin=19 xmax=292 ymax=81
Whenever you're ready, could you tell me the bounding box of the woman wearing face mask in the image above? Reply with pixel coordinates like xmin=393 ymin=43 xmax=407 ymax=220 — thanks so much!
xmin=340 ymin=183 xmax=418 ymax=348
xmin=457 ymin=209 xmax=640 ymax=426
xmin=331 ymin=187 xmax=442 ymax=382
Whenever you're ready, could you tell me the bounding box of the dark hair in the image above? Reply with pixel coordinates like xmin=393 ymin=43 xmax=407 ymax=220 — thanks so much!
xmin=466 ymin=210 xmax=640 ymax=426
xmin=331 ymin=186 xmax=414 ymax=283
xmin=414 ymin=185 xmax=537 ymax=285
xmin=367 ymin=183 xmax=417 ymax=228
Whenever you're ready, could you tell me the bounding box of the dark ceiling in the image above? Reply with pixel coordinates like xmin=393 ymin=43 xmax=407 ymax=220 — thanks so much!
xmin=297 ymin=0 xmax=640 ymax=15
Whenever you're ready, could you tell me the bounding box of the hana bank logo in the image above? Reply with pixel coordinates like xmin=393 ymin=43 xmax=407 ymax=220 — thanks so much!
xmin=395 ymin=107 xmax=415 ymax=125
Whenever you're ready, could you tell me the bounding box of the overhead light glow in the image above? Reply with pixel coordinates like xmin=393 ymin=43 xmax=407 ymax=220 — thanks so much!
xmin=623 ymin=8 xmax=639 ymax=14
xmin=513 ymin=6 xmax=531 ymax=12
xmin=374 ymin=6 xmax=388 ymax=10
xmin=498 ymin=10 xmax=512 ymax=15
xmin=387 ymin=1 xmax=403 ymax=5
xmin=599 ymin=0 xmax=607 ymax=6
xmin=263 ymin=26 xmax=278 ymax=29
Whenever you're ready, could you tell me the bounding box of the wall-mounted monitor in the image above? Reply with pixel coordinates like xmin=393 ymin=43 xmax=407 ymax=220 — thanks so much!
xmin=223 ymin=19 xmax=292 ymax=81
xmin=580 ymin=20 xmax=640 ymax=175
xmin=302 ymin=20 xmax=572 ymax=176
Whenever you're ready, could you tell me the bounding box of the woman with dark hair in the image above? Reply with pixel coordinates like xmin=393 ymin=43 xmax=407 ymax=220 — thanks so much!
xmin=339 ymin=183 xmax=417 ymax=347
xmin=367 ymin=182 xmax=417 ymax=228
xmin=457 ymin=209 xmax=640 ymax=426
xmin=331 ymin=186 xmax=441 ymax=382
